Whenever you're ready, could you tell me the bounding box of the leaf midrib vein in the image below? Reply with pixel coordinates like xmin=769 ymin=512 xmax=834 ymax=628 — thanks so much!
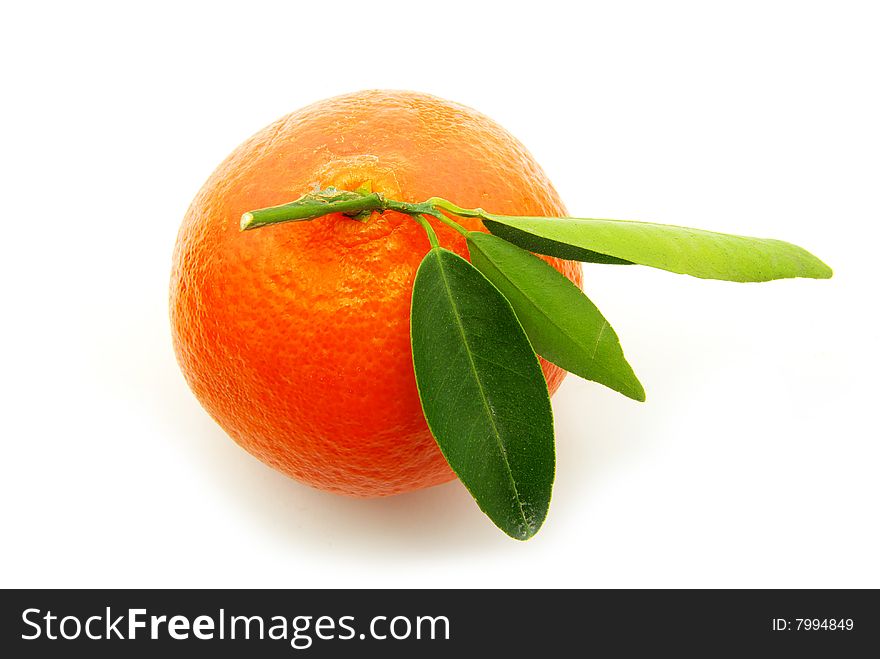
xmin=433 ymin=250 xmax=529 ymax=532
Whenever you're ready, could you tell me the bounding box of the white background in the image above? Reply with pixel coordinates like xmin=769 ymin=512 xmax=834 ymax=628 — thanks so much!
xmin=1 ymin=1 xmax=877 ymax=588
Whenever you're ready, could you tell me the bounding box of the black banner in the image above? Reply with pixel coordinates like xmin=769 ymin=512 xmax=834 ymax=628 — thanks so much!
xmin=1 ymin=589 xmax=876 ymax=656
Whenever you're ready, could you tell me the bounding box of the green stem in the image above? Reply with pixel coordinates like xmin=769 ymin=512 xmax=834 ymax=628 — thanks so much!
xmin=413 ymin=214 xmax=440 ymax=248
xmin=241 ymin=190 xmax=387 ymax=230
xmin=427 ymin=209 xmax=469 ymax=237
xmin=427 ymin=197 xmax=487 ymax=221
xmin=240 ymin=188 xmax=481 ymax=238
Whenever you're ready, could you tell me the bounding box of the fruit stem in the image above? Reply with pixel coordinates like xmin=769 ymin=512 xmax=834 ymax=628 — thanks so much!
xmin=241 ymin=189 xmax=480 ymax=238
xmin=241 ymin=190 xmax=387 ymax=230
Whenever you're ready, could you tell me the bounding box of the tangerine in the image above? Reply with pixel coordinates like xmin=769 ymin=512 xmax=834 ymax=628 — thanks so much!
xmin=170 ymin=90 xmax=583 ymax=497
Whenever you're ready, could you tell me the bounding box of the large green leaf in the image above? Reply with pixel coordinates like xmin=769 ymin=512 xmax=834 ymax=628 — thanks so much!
xmin=410 ymin=247 xmax=555 ymax=540
xmin=467 ymin=232 xmax=645 ymax=401
xmin=481 ymin=215 xmax=832 ymax=282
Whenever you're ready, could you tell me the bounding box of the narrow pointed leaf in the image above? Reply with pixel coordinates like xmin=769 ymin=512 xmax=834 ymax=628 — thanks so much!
xmin=482 ymin=215 xmax=833 ymax=282
xmin=410 ymin=247 xmax=555 ymax=540
xmin=467 ymin=232 xmax=645 ymax=401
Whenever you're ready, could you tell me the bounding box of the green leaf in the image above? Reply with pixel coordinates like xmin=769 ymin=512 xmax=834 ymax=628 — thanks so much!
xmin=467 ymin=232 xmax=645 ymax=401
xmin=481 ymin=215 xmax=833 ymax=282
xmin=410 ymin=247 xmax=555 ymax=540
xmin=478 ymin=227 xmax=633 ymax=265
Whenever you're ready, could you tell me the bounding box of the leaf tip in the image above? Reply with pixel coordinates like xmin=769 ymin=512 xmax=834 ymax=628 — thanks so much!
xmin=817 ymin=261 xmax=833 ymax=279
xmin=612 ymin=369 xmax=646 ymax=402
xmin=632 ymin=384 xmax=647 ymax=403
xmin=508 ymin=519 xmax=543 ymax=541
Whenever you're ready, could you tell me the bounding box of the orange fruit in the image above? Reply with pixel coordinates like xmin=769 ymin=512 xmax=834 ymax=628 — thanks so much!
xmin=170 ymin=90 xmax=583 ymax=497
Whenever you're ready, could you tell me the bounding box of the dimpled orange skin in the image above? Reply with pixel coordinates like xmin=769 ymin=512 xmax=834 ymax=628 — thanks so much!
xmin=170 ymin=90 xmax=583 ymax=497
